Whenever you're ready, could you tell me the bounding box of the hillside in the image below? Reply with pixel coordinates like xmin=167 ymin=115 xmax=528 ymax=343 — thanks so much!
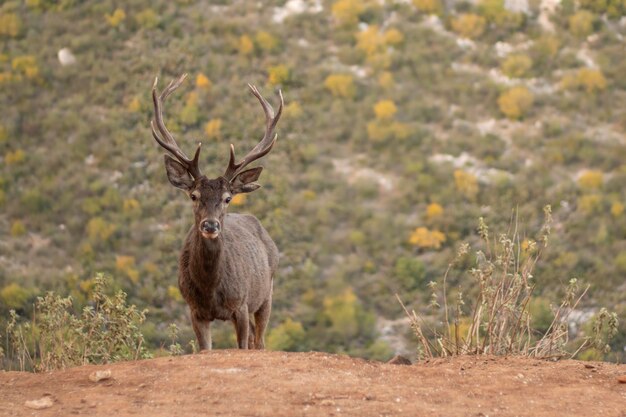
xmin=1 ymin=0 xmax=625 ymax=362
xmin=1 ymin=351 xmax=626 ymax=416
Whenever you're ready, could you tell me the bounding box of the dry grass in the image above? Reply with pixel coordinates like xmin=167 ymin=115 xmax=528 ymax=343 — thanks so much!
xmin=398 ymin=206 xmax=619 ymax=360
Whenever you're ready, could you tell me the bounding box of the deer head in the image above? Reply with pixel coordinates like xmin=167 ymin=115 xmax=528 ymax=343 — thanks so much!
xmin=151 ymin=74 xmax=283 ymax=240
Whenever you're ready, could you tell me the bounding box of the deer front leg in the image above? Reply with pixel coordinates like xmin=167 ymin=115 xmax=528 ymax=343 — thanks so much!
xmin=233 ymin=306 xmax=249 ymax=349
xmin=191 ymin=313 xmax=212 ymax=351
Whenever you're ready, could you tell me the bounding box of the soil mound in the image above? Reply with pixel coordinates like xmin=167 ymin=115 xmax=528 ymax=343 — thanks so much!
xmin=1 ymin=351 xmax=625 ymax=416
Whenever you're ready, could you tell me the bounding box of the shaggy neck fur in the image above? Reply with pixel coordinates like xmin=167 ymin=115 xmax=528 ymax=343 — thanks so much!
xmin=189 ymin=231 xmax=223 ymax=294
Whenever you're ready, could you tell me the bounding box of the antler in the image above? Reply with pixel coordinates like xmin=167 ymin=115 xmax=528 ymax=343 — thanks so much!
xmin=222 ymin=85 xmax=284 ymax=181
xmin=151 ymin=74 xmax=203 ymax=179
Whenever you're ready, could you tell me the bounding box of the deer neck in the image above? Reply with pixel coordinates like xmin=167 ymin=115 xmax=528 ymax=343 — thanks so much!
xmin=190 ymin=231 xmax=223 ymax=291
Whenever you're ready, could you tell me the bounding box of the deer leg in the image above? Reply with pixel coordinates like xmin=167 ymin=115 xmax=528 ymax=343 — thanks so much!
xmin=191 ymin=314 xmax=212 ymax=351
xmin=233 ymin=318 xmax=255 ymax=349
xmin=233 ymin=306 xmax=249 ymax=349
xmin=253 ymin=296 xmax=272 ymax=350
xmin=248 ymin=320 xmax=256 ymax=349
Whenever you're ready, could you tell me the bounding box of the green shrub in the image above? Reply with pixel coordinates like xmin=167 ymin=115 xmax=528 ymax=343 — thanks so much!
xmin=451 ymin=14 xmax=486 ymax=39
xmin=135 ymin=8 xmax=159 ymax=29
xmin=501 ymin=54 xmax=533 ymax=78
xmin=0 ymin=283 xmax=31 ymax=310
xmin=2 ymin=273 xmax=150 ymax=371
xmin=569 ymin=11 xmax=595 ymax=38
xmin=579 ymin=0 xmax=625 ymax=18
xmin=393 ymin=257 xmax=427 ymax=290
xmin=267 ymin=318 xmax=306 ymax=351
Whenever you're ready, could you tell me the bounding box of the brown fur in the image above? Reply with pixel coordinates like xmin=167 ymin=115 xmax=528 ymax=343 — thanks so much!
xmin=175 ymin=177 xmax=278 ymax=350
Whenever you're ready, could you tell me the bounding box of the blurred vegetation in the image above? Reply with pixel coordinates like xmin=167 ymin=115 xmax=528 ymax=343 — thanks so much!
xmin=0 ymin=0 xmax=624 ymax=365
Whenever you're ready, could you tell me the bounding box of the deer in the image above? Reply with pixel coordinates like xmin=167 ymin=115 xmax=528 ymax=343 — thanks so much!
xmin=150 ymin=74 xmax=283 ymax=350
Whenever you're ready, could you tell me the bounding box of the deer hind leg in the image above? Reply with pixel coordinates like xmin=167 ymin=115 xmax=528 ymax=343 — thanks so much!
xmin=232 ymin=305 xmax=249 ymax=349
xmin=191 ymin=314 xmax=212 ymax=351
xmin=248 ymin=321 xmax=256 ymax=349
xmin=253 ymin=296 xmax=272 ymax=350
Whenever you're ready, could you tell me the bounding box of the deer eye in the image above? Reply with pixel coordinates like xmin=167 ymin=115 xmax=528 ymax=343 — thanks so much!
xmin=190 ymin=193 xmax=198 ymax=201
xmin=225 ymin=196 xmax=232 ymax=204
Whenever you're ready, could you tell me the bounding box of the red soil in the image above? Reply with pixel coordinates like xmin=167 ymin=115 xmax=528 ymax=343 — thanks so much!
xmin=1 ymin=350 xmax=625 ymax=417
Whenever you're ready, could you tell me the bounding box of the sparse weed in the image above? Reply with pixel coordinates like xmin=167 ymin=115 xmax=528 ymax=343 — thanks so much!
xmin=398 ymin=206 xmax=619 ymax=360
xmin=167 ymin=323 xmax=184 ymax=356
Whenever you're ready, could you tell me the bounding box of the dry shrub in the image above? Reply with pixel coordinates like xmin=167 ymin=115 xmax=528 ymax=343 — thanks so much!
xmin=398 ymin=206 xmax=619 ymax=359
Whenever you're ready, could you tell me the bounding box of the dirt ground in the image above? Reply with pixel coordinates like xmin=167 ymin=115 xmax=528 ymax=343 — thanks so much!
xmin=1 ymin=351 xmax=625 ymax=417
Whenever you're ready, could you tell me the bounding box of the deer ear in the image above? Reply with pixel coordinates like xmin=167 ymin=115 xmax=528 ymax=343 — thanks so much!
xmin=231 ymin=167 xmax=263 ymax=194
xmin=164 ymin=154 xmax=194 ymax=191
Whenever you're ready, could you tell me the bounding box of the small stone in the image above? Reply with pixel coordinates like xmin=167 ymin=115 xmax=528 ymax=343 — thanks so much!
xmin=25 ymin=396 xmax=53 ymax=410
xmin=617 ymin=375 xmax=626 ymax=384
xmin=584 ymin=363 xmax=595 ymax=369
xmin=387 ymin=355 xmax=412 ymax=365
xmin=57 ymin=48 xmax=76 ymax=66
xmin=89 ymin=369 xmax=112 ymax=382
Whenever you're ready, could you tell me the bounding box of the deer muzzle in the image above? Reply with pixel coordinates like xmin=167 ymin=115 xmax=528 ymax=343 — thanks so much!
xmin=200 ymin=219 xmax=220 ymax=239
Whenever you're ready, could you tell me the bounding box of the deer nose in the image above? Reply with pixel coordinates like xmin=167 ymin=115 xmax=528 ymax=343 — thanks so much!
xmin=200 ymin=219 xmax=220 ymax=234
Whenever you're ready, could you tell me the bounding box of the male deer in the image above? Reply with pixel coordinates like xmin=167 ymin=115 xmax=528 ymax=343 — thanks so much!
xmin=151 ymin=74 xmax=283 ymax=350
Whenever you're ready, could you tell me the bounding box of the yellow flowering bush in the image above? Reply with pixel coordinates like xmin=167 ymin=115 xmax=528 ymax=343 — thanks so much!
xmin=498 ymin=87 xmax=533 ymax=119
xmin=451 ymin=14 xmax=486 ymax=39
xmin=409 ymin=227 xmax=446 ymax=249
xmin=324 ymin=74 xmax=356 ymax=99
